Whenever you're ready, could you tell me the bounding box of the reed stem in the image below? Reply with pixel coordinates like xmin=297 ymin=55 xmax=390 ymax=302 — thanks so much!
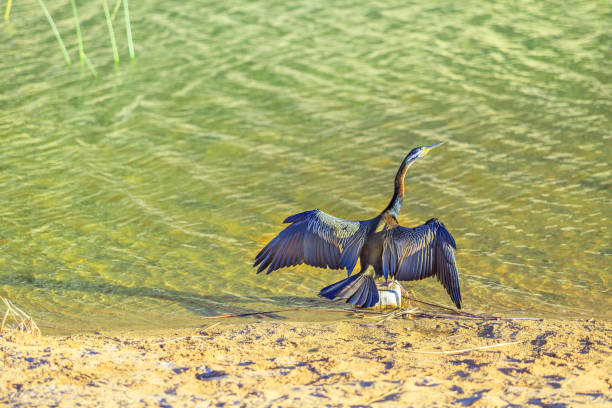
xmin=4 ymin=0 xmax=12 ymax=21
xmin=70 ymin=0 xmax=97 ymax=77
xmin=69 ymin=0 xmax=84 ymax=63
xmin=103 ymin=0 xmax=119 ymax=64
xmin=122 ymin=0 xmax=135 ymax=59
xmin=111 ymin=0 xmax=121 ymax=21
xmin=84 ymin=54 xmax=98 ymax=76
xmin=36 ymin=0 xmax=72 ymax=66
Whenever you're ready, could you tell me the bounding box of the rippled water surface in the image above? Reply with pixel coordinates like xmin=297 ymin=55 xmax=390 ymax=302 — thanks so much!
xmin=1 ymin=0 xmax=610 ymax=333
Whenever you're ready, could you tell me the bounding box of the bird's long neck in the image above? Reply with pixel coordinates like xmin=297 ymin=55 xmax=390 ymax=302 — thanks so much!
xmin=383 ymin=155 xmax=416 ymax=219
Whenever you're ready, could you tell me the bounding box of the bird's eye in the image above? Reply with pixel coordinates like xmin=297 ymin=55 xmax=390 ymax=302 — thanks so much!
xmin=409 ymin=147 xmax=421 ymax=156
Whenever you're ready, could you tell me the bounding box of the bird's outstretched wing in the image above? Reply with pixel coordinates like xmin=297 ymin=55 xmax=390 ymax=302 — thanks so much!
xmin=381 ymin=218 xmax=461 ymax=308
xmin=254 ymin=209 xmax=371 ymax=275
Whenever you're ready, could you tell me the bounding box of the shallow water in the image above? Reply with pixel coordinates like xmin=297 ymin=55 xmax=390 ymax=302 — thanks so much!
xmin=1 ymin=0 xmax=610 ymax=333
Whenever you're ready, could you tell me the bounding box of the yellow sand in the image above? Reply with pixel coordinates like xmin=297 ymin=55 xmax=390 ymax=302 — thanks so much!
xmin=1 ymin=317 xmax=610 ymax=407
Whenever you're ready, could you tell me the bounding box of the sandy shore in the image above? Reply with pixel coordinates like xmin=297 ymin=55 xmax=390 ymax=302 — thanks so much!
xmin=1 ymin=316 xmax=610 ymax=407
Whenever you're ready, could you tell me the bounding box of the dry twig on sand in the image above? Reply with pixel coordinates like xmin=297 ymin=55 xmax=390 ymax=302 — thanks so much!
xmin=202 ymin=289 xmax=541 ymax=325
xmin=398 ymin=286 xmax=541 ymax=322
xmin=406 ymin=340 xmax=524 ymax=355
xmin=155 ymin=322 xmax=222 ymax=344
xmin=0 ymin=297 xmax=41 ymax=336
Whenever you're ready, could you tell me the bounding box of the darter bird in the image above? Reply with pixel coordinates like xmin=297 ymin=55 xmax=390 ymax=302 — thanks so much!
xmin=253 ymin=143 xmax=461 ymax=309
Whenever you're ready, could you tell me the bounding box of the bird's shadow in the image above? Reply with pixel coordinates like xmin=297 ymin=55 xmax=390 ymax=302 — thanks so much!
xmin=0 ymin=273 xmax=335 ymax=324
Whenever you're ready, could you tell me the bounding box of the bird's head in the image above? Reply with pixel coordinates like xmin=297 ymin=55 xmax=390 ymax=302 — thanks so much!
xmin=406 ymin=142 xmax=444 ymax=162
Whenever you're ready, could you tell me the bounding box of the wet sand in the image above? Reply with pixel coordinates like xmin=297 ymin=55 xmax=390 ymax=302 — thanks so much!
xmin=1 ymin=317 xmax=610 ymax=407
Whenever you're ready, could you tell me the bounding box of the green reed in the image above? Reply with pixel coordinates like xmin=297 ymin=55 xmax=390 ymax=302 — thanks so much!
xmin=69 ymin=0 xmax=97 ymax=76
xmin=4 ymin=0 xmax=13 ymax=21
xmin=35 ymin=0 xmax=71 ymax=66
xmin=111 ymin=0 xmax=121 ymax=21
xmin=123 ymin=0 xmax=135 ymax=59
xmin=26 ymin=0 xmax=134 ymax=72
xmin=103 ymin=0 xmax=119 ymax=64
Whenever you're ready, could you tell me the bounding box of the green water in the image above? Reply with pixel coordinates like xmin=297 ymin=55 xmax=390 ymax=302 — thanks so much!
xmin=1 ymin=0 xmax=610 ymax=333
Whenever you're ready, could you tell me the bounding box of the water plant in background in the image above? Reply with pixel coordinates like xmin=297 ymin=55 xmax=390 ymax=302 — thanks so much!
xmin=102 ymin=0 xmax=119 ymax=64
xmin=122 ymin=0 xmax=134 ymax=59
xmin=4 ymin=0 xmax=134 ymax=74
xmin=70 ymin=0 xmax=97 ymax=76
xmin=35 ymin=0 xmax=72 ymax=66
xmin=4 ymin=0 xmax=12 ymax=21
xmin=110 ymin=0 xmax=121 ymax=20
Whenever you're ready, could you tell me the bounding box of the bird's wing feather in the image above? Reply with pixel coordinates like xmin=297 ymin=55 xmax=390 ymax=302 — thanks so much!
xmin=254 ymin=209 xmax=371 ymax=275
xmin=382 ymin=218 xmax=461 ymax=308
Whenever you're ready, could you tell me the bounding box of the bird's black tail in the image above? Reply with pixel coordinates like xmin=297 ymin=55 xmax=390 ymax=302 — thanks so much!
xmin=318 ymin=271 xmax=379 ymax=308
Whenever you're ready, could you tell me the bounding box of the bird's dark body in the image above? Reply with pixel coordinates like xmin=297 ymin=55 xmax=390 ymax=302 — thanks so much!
xmin=361 ymin=230 xmax=384 ymax=277
xmin=359 ymin=216 xmax=392 ymax=278
xmin=253 ymin=143 xmax=462 ymax=309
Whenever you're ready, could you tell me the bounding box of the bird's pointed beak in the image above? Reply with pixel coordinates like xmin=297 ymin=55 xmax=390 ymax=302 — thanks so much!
xmin=420 ymin=142 xmax=444 ymax=157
